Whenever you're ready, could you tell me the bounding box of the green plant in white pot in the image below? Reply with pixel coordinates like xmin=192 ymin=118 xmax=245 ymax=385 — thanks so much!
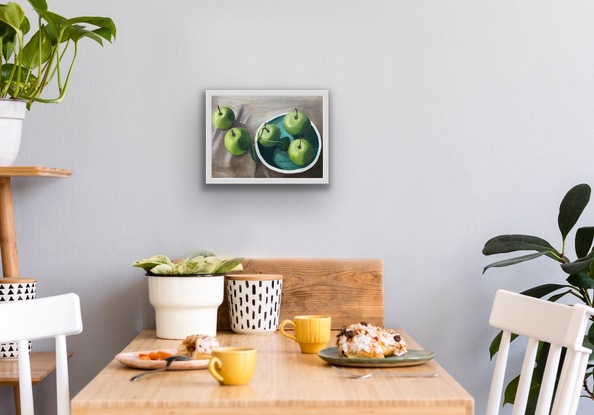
xmin=133 ymin=250 xmax=243 ymax=339
xmin=0 ymin=0 xmax=116 ymax=165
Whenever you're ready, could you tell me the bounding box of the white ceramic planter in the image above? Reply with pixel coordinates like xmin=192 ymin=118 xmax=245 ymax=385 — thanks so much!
xmin=148 ymin=275 xmax=224 ymax=339
xmin=0 ymin=99 xmax=26 ymax=166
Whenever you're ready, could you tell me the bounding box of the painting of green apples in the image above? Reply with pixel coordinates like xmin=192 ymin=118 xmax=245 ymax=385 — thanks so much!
xmin=206 ymin=90 xmax=328 ymax=184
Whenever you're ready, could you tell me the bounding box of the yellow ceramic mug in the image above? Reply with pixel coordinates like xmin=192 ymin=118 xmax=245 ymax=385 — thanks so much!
xmin=280 ymin=315 xmax=332 ymax=354
xmin=208 ymin=347 xmax=257 ymax=386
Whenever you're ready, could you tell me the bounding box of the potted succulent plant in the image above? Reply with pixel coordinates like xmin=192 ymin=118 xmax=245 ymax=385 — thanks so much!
xmin=133 ymin=250 xmax=243 ymax=339
xmin=482 ymin=183 xmax=594 ymax=413
xmin=0 ymin=0 xmax=116 ymax=165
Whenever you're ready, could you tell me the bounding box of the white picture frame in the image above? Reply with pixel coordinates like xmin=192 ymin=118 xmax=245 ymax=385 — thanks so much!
xmin=206 ymin=90 xmax=329 ymax=184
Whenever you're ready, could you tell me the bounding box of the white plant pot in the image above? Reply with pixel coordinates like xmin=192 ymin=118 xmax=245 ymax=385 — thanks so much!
xmin=0 ymin=99 xmax=26 ymax=166
xmin=148 ymin=275 xmax=224 ymax=339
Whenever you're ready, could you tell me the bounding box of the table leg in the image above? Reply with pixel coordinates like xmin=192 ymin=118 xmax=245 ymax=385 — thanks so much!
xmin=13 ymin=384 xmax=21 ymax=415
xmin=0 ymin=177 xmax=19 ymax=277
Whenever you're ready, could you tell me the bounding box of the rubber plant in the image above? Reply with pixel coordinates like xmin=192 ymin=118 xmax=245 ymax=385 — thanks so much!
xmin=0 ymin=0 xmax=116 ymax=109
xmin=482 ymin=183 xmax=594 ymax=413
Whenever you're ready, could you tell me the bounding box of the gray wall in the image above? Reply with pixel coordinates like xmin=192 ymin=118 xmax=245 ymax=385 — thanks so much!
xmin=1 ymin=0 xmax=593 ymax=414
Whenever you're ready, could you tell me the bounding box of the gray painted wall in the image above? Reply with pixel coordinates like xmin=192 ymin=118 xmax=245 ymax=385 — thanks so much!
xmin=1 ymin=0 xmax=593 ymax=414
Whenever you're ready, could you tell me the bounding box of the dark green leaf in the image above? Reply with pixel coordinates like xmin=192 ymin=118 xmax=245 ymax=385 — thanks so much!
xmin=482 ymin=235 xmax=557 ymax=255
xmin=548 ymin=290 xmax=573 ymax=302
xmin=520 ymin=284 xmax=567 ymax=299
xmin=575 ymin=227 xmax=594 ymax=259
xmin=489 ymin=331 xmax=519 ymax=359
xmin=558 ymin=183 xmax=591 ymax=241
xmin=483 ymin=252 xmax=548 ymax=273
xmin=534 ymin=342 xmax=550 ymax=381
xmin=566 ymin=273 xmax=594 ymax=289
xmin=503 ymin=375 xmax=519 ymax=405
xmin=503 ymin=374 xmax=541 ymax=409
xmin=586 ymin=327 xmax=594 ymax=353
xmin=561 ymin=252 xmax=594 ymax=274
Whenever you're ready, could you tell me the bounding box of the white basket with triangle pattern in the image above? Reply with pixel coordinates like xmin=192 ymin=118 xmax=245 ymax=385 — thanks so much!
xmin=0 ymin=278 xmax=37 ymax=359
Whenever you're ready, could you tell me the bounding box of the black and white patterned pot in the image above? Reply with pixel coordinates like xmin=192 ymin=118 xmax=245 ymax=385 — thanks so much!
xmin=226 ymin=274 xmax=283 ymax=334
xmin=0 ymin=278 xmax=36 ymax=359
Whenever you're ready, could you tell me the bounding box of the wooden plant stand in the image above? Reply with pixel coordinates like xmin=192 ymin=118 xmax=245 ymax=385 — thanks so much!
xmin=0 ymin=166 xmax=72 ymax=415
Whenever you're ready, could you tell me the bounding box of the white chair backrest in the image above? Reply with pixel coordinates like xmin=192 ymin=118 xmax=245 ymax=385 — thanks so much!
xmin=0 ymin=293 xmax=83 ymax=415
xmin=486 ymin=289 xmax=594 ymax=415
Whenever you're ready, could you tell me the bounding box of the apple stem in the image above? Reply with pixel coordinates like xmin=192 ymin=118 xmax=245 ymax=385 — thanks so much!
xmin=217 ymin=105 xmax=222 ymax=116
xmin=298 ymin=138 xmax=302 ymax=149
xmin=294 ymin=108 xmax=299 ymax=120
xmin=263 ymin=123 xmax=269 ymax=133
xmin=231 ymin=129 xmax=236 ymax=137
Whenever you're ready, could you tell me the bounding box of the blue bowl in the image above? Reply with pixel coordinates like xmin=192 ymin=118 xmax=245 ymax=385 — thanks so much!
xmin=254 ymin=112 xmax=321 ymax=174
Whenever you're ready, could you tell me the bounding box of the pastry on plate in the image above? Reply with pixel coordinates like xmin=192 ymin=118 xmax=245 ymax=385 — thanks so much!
xmin=177 ymin=334 xmax=219 ymax=359
xmin=336 ymin=322 xmax=407 ymax=358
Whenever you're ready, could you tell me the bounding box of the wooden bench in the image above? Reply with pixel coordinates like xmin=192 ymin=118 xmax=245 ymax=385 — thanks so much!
xmin=217 ymin=258 xmax=384 ymax=331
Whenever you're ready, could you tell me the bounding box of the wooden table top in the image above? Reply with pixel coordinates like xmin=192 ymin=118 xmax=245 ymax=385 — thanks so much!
xmin=71 ymin=330 xmax=473 ymax=415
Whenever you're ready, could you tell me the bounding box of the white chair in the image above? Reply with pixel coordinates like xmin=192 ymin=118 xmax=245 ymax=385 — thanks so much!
xmin=486 ymin=289 xmax=594 ymax=415
xmin=0 ymin=293 xmax=83 ymax=415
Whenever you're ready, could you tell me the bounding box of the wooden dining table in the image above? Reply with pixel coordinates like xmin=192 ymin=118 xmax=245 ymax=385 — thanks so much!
xmin=70 ymin=329 xmax=474 ymax=415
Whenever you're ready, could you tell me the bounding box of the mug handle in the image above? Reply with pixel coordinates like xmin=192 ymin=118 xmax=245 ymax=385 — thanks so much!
xmin=279 ymin=319 xmax=297 ymax=341
xmin=208 ymin=357 xmax=224 ymax=383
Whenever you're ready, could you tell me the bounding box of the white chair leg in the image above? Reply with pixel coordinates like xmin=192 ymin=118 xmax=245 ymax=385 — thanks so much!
xmin=55 ymin=335 xmax=70 ymax=415
xmin=17 ymin=339 xmax=34 ymax=415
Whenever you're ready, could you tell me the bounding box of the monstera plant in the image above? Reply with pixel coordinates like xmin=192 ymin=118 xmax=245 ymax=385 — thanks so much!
xmin=482 ymin=183 xmax=594 ymax=412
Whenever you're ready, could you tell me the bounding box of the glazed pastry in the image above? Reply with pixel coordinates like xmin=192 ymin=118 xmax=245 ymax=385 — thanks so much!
xmin=336 ymin=322 xmax=407 ymax=358
xmin=177 ymin=334 xmax=219 ymax=359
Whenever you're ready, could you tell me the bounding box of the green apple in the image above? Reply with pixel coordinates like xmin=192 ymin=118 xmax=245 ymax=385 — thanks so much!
xmin=224 ymin=128 xmax=251 ymax=156
xmin=212 ymin=105 xmax=235 ymax=130
xmin=288 ymin=138 xmax=315 ymax=166
xmin=283 ymin=108 xmax=311 ymax=136
xmin=258 ymin=123 xmax=281 ymax=147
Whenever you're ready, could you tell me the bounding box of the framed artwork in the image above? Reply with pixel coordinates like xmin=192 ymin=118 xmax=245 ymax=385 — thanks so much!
xmin=206 ymin=90 xmax=328 ymax=184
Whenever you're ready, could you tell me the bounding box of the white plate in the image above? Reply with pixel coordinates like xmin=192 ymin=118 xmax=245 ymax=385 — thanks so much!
xmin=115 ymin=349 xmax=209 ymax=370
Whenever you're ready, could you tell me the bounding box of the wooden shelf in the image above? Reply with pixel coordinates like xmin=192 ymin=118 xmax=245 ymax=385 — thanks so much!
xmin=0 ymin=166 xmax=73 ymax=414
xmin=0 ymin=352 xmax=72 ymax=385
xmin=0 ymin=166 xmax=73 ymax=178
xmin=0 ymin=352 xmax=73 ymax=415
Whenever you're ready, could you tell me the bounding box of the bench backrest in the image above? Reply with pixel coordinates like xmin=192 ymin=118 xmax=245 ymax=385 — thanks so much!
xmin=217 ymin=258 xmax=384 ymax=330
